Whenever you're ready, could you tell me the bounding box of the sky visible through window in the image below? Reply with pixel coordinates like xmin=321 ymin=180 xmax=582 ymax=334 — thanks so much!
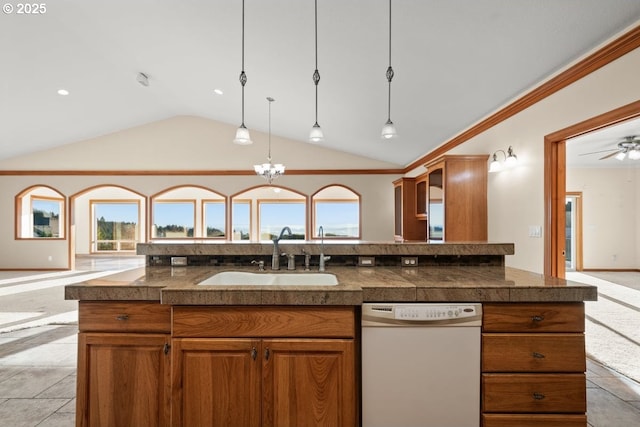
xmin=100 ymin=200 xmax=359 ymax=238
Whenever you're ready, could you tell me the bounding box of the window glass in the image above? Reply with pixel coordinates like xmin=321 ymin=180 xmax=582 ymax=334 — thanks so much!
xmin=93 ymin=202 xmax=139 ymax=251
xmin=232 ymin=200 xmax=251 ymax=240
xmin=32 ymin=198 xmax=63 ymax=238
xmin=311 ymin=185 xmax=360 ymax=239
xmin=259 ymin=202 xmax=306 ymax=240
xmin=204 ymin=201 xmax=225 ymax=238
xmin=152 ymin=201 xmax=195 ymax=238
xmin=314 ymin=201 xmax=359 ymax=238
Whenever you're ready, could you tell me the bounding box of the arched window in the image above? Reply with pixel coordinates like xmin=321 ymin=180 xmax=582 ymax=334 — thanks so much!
xmin=231 ymin=186 xmax=307 ymax=241
xmin=311 ymin=185 xmax=361 ymax=239
xmin=16 ymin=186 xmax=65 ymax=239
xmin=152 ymin=186 xmax=226 ymax=239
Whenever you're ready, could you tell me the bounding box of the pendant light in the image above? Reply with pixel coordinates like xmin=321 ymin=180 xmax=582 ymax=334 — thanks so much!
xmin=309 ymin=0 xmax=324 ymax=143
xmin=254 ymin=97 xmax=285 ymax=184
xmin=233 ymin=0 xmax=253 ymax=145
xmin=381 ymin=0 xmax=398 ymax=139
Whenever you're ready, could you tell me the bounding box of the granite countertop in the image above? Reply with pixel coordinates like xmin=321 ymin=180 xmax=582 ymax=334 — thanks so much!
xmin=65 ymin=265 xmax=598 ymax=305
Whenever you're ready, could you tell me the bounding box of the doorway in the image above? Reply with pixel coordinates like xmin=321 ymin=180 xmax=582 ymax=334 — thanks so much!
xmin=544 ymin=99 xmax=640 ymax=277
xmin=565 ymin=192 xmax=583 ymax=271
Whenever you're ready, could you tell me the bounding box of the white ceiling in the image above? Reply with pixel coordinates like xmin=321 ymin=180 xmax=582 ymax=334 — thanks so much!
xmin=2 ymin=1 xmax=640 ymax=167
xmin=567 ymin=117 xmax=640 ymax=168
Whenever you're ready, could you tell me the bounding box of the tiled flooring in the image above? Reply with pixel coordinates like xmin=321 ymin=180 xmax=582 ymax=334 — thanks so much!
xmin=0 ymin=261 xmax=639 ymax=426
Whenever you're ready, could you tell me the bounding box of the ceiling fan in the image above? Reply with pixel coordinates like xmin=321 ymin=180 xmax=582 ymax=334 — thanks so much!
xmin=579 ymin=135 xmax=640 ymax=161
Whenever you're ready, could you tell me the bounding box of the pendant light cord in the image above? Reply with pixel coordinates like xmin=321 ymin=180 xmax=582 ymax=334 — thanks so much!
xmin=313 ymin=0 xmax=320 ymax=125
xmin=240 ymin=0 xmax=247 ymax=126
xmin=267 ymin=97 xmax=272 ymax=161
xmin=386 ymin=0 xmax=393 ymax=122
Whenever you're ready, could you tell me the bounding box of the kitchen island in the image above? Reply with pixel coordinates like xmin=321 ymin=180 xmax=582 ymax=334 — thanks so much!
xmin=66 ymin=242 xmax=597 ymax=427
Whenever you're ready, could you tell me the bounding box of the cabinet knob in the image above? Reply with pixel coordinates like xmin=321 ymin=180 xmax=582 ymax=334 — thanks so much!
xmin=116 ymin=314 xmax=129 ymax=321
xmin=533 ymin=392 xmax=546 ymax=400
xmin=251 ymin=347 xmax=257 ymax=360
xmin=531 ymin=315 xmax=545 ymax=322
xmin=532 ymin=352 xmax=545 ymax=359
xmin=265 ymin=347 xmax=270 ymax=361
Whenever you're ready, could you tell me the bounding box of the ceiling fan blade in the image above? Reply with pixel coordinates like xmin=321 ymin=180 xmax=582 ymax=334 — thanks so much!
xmin=578 ymin=148 xmax=618 ymax=156
xmin=599 ymin=151 xmax=621 ymax=160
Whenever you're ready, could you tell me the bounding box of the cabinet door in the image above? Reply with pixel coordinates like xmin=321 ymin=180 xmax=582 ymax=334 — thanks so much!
xmin=262 ymin=339 xmax=356 ymax=427
xmin=172 ymin=338 xmax=261 ymax=427
xmin=76 ymin=333 xmax=170 ymax=427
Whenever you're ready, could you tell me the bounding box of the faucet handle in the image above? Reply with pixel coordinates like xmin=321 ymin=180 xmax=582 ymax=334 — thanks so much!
xmin=251 ymin=259 xmax=265 ymax=271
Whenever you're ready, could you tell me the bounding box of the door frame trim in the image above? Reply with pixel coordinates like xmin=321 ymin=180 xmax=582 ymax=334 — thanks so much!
xmin=544 ymin=100 xmax=640 ymax=277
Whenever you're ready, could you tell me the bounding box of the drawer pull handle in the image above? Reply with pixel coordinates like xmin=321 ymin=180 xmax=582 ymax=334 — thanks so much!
xmin=531 ymin=315 xmax=545 ymax=322
xmin=533 ymin=392 xmax=546 ymax=400
xmin=116 ymin=314 xmax=129 ymax=321
xmin=532 ymin=352 xmax=545 ymax=359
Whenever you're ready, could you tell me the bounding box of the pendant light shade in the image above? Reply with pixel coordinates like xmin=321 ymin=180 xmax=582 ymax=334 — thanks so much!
xmin=381 ymin=0 xmax=398 ymax=139
xmin=233 ymin=0 xmax=252 ymax=145
xmin=309 ymin=0 xmax=324 ymax=143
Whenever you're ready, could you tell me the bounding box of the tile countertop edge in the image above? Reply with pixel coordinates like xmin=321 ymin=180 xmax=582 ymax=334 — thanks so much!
xmin=64 ymin=266 xmax=598 ymax=304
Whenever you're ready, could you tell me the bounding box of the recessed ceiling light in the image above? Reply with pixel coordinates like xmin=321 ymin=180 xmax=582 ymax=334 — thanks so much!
xmin=213 ymin=89 xmax=223 ymax=95
xmin=57 ymin=89 xmax=69 ymax=96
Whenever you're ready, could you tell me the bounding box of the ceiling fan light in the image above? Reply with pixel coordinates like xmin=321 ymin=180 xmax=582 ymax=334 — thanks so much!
xmin=615 ymin=151 xmax=626 ymax=161
xmin=233 ymin=124 xmax=253 ymax=145
xmin=381 ymin=119 xmax=398 ymax=139
xmin=628 ymin=149 xmax=640 ymax=160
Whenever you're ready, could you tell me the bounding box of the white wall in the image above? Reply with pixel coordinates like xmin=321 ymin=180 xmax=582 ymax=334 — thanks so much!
xmin=567 ymin=168 xmax=638 ymax=269
xmin=406 ymin=46 xmax=640 ymax=273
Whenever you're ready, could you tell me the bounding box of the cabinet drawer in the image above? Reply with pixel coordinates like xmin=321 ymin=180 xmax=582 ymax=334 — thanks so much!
xmin=483 ymin=303 xmax=584 ymax=333
xmin=173 ymin=306 xmax=355 ymax=338
xmin=482 ymin=333 xmax=585 ymax=372
xmin=79 ymin=302 xmax=171 ymax=333
xmin=482 ymin=373 xmax=586 ymax=413
xmin=483 ymin=414 xmax=587 ymax=427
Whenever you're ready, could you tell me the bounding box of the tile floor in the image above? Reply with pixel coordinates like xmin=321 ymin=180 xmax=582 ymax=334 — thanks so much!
xmin=0 ymin=262 xmax=639 ymax=426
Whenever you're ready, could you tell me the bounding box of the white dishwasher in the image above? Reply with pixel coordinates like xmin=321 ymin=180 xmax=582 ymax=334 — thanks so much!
xmin=361 ymin=303 xmax=482 ymax=427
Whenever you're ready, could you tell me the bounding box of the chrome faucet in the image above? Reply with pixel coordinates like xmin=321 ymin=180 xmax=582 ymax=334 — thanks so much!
xmin=318 ymin=226 xmax=331 ymax=271
xmin=272 ymin=226 xmax=292 ymax=270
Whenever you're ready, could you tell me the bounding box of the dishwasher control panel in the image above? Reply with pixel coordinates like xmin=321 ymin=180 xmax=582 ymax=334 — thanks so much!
xmin=362 ymin=303 xmax=482 ymax=326
xmin=394 ymin=305 xmax=479 ymax=321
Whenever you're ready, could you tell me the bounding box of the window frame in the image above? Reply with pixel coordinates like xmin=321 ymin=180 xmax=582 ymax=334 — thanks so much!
xmin=257 ymin=199 xmax=307 ymax=241
xmin=231 ymin=199 xmax=252 ymax=241
xmin=15 ymin=186 xmax=66 ymax=240
xmin=151 ymin=199 xmax=196 ymax=239
xmin=202 ymin=199 xmax=227 ymax=239
xmin=311 ymin=197 xmax=361 ymax=239
xmin=90 ymin=199 xmax=141 ymax=253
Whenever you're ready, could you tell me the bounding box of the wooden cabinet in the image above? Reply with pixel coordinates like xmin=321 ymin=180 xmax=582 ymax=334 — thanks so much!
xmin=393 ymin=177 xmax=427 ymax=241
xmin=481 ymin=303 xmax=587 ymax=427
xmin=171 ymin=306 xmax=357 ymax=427
xmin=424 ymin=155 xmax=488 ymax=241
xmin=75 ymin=302 xmax=171 ymax=427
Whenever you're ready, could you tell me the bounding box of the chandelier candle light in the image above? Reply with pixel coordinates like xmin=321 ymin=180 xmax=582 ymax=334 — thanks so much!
xmin=381 ymin=0 xmax=398 ymax=139
xmin=309 ymin=0 xmax=324 ymax=143
xmin=233 ymin=0 xmax=252 ymax=145
xmin=254 ymin=97 xmax=285 ymax=184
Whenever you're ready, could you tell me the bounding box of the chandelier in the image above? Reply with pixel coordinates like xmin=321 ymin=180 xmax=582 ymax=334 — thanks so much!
xmin=254 ymin=97 xmax=285 ymax=184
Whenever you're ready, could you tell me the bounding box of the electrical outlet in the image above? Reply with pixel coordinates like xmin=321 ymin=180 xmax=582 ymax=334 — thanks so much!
xmin=358 ymin=256 xmax=375 ymax=267
xmin=171 ymin=256 xmax=188 ymax=266
xmin=402 ymin=256 xmax=418 ymax=267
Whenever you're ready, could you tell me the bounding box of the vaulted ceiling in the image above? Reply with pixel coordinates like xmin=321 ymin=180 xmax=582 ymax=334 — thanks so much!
xmin=2 ymin=1 xmax=640 ymax=167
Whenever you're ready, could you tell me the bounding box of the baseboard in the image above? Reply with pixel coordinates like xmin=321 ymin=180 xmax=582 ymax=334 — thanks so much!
xmin=581 ymin=268 xmax=640 ymax=272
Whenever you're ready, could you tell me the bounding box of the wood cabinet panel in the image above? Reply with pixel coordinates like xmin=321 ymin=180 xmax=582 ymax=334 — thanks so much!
xmin=262 ymin=339 xmax=356 ymax=427
xmin=76 ymin=333 xmax=171 ymax=427
xmin=483 ymin=414 xmax=587 ymax=427
xmin=483 ymin=303 xmax=584 ymax=333
xmin=171 ymin=338 xmax=261 ymax=427
xmin=482 ymin=333 xmax=585 ymax=372
xmin=482 ymin=373 xmax=586 ymax=413
xmin=79 ymin=301 xmax=171 ymax=333
xmin=173 ymin=306 xmax=355 ymax=338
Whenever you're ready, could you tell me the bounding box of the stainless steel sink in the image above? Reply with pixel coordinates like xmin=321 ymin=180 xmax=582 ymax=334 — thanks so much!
xmin=198 ymin=271 xmax=338 ymax=286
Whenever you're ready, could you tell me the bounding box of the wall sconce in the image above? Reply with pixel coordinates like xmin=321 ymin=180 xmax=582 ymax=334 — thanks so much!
xmin=489 ymin=146 xmax=518 ymax=173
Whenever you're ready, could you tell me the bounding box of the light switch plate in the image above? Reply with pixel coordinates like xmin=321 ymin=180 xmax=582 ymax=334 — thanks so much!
xmin=528 ymin=226 xmax=542 ymax=238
